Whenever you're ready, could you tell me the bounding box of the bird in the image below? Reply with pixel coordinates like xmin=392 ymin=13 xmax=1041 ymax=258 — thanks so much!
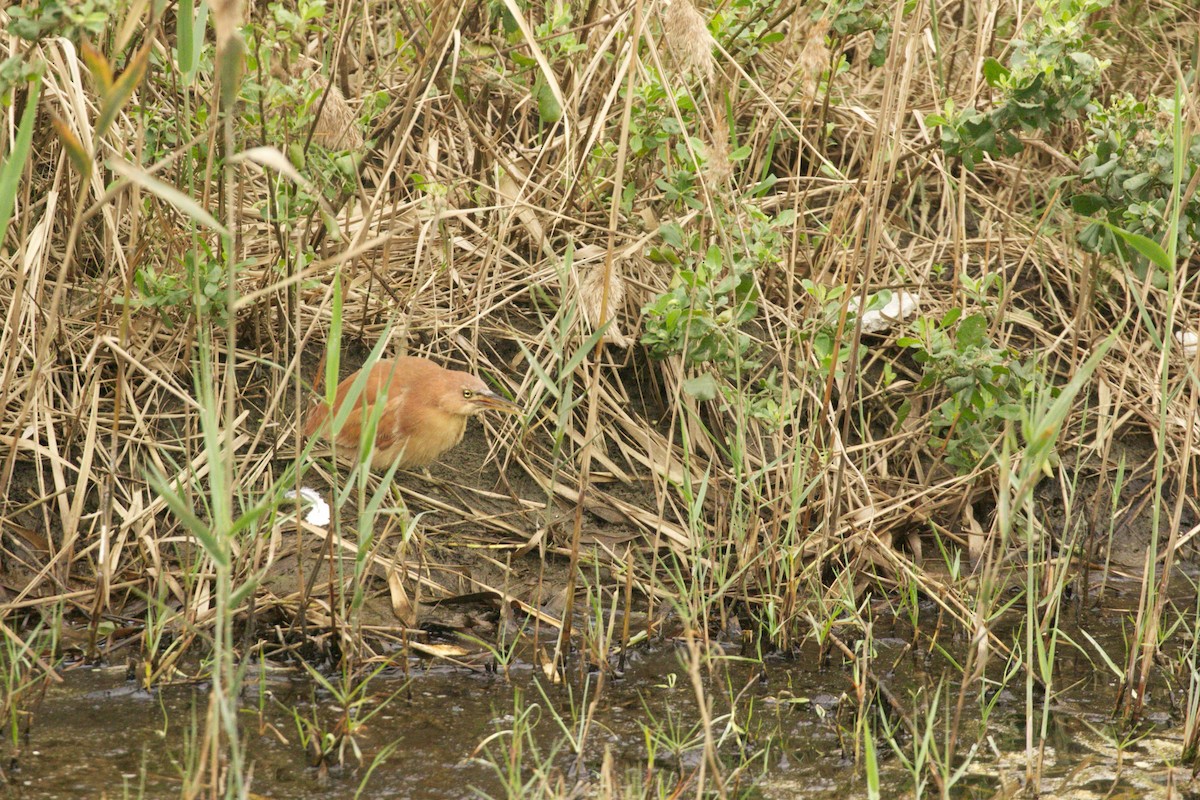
xmin=302 ymin=356 xmax=519 ymax=471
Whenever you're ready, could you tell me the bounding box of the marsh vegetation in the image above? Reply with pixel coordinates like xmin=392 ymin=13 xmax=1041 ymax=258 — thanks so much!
xmin=2 ymin=0 xmax=1200 ymax=797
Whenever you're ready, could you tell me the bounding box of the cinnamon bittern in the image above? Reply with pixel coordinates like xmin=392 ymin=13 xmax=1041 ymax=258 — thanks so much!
xmin=302 ymin=356 xmax=519 ymax=470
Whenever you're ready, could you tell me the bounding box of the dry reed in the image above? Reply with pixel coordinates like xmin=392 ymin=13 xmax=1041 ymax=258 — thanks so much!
xmin=0 ymin=0 xmax=1195 ymax=684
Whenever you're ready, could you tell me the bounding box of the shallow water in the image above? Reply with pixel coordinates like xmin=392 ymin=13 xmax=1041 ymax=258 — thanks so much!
xmin=3 ymin=603 xmax=1193 ymax=800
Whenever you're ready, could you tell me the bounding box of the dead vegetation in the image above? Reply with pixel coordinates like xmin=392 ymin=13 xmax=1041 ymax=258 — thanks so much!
xmin=0 ymin=0 xmax=1197 ymax=701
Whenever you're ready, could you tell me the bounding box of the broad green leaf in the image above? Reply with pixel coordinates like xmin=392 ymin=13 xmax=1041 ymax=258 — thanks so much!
xmin=499 ymin=0 xmax=568 ymax=142
xmin=957 ymin=313 xmax=988 ymax=349
xmin=993 ymin=404 xmax=1024 ymax=420
xmin=1069 ymin=193 xmax=1105 ymax=215
xmin=981 ymin=57 xmax=1009 ymax=87
xmin=683 ymin=373 xmax=719 ymax=401
xmin=1098 ymin=220 xmax=1172 ymax=273
xmin=178 ymin=0 xmax=209 ymax=82
xmin=536 ymin=81 xmax=562 ymax=123
xmin=177 ymin=0 xmax=195 ymax=74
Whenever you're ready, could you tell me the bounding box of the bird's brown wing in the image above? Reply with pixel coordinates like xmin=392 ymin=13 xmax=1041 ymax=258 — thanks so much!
xmin=304 ymin=360 xmax=414 ymax=447
xmin=367 ymin=387 xmax=418 ymax=458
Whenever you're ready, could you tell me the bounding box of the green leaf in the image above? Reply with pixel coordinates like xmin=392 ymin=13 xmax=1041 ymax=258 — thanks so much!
xmin=499 ymin=0 xmax=567 ymax=134
xmin=659 ymin=222 xmax=686 ymax=249
xmin=1121 ymin=173 xmax=1151 ymax=193
xmin=516 ymin=340 xmax=560 ymax=402
xmin=945 ymin=375 xmax=973 ymax=393
xmin=683 ymin=373 xmax=719 ymax=401
xmin=536 ymin=81 xmax=562 ymax=123
xmin=1091 ymin=158 xmax=1119 ymax=179
xmin=1098 ymin=220 xmax=1172 ymax=272
xmin=749 ymin=174 xmax=778 ymax=197
xmin=957 ymin=313 xmax=988 ymax=349
xmin=147 ymin=470 xmax=228 ymax=568
xmin=229 ymin=498 xmax=271 ymax=537
xmin=704 ymin=245 xmax=723 ymax=273
xmin=177 ymin=0 xmax=207 ymax=82
xmin=940 ymin=307 xmax=963 ymax=328
xmin=1069 ymin=193 xmax=1106 ymax=215
xmin=1016 ymin=331 xmax=1120 ymax=505
xmin=228 ymin=574 xmax=260 ymax=608
xmin=981 ymin=57 xmax=1009 ymax=87
xmin=0 ymin=75 xmax=40 ymax=243
xmin=1077 ymin=221 xmax=1103 ymax=251
xmin=993 ymin=404 xmax=1023 ymax=420
xmin=326 ymin=271 xmax=342 ymax=401
xmin=562 ymin=319 xmax=613 ymax=376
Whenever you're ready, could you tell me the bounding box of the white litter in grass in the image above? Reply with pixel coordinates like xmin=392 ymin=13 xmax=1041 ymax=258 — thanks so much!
xmin=1174 ymin=330 xmax=1199 ymax=358
xmin=850 ymin=290 xmax=920 ymax=333
xmin=283 ymin=486 xmax=330 ymax=526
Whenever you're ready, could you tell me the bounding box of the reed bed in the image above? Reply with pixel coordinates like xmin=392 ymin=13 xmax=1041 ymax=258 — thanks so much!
xmin=2 ymin=0 xmax=1199 ymax=794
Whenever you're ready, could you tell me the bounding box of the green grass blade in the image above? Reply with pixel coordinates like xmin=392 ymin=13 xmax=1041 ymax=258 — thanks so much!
xmin=0 ymin=76 xmax=42 ymax=243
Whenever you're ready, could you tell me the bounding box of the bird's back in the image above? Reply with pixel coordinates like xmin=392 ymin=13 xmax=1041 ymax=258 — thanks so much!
xmin=302 ymin=357 xmax=465 ymax=468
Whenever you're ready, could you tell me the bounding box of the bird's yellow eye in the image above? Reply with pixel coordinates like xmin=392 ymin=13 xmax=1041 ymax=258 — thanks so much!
xmin=462 ymin=389 xmax=475 ymax=399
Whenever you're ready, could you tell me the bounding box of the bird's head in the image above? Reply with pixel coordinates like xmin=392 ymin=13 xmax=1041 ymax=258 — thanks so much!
xmin=439 ymin=372 xmax=521 ymax=418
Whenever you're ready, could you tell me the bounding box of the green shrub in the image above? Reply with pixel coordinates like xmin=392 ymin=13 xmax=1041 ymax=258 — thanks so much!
xmin=1072 ymin=94 xmax=1200 ymax=270
xmin=898 ymin=311 xmax=1036 ymax=473
xmin=927 ymin=0 xmax=1110 ymax=169
xmin=115 ymin=248 xmax=241 ymax=328
xmin=641 ymin=230 xmax=761 ymax=372
xmin=7 ymin=0 xmax=115 ymax=43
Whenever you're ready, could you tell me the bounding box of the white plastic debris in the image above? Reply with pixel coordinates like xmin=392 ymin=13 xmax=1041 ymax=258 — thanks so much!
xmin=850 ymin=290 xmax=921 ymax=333
xmin=284 ymin=486 xmax=331 ymax=527
xmin=1174 ymin=330 xmax=1199 ymax=358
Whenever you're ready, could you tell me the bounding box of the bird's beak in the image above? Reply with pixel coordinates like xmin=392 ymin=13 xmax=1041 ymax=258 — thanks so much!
xmin=475 ymin=390 xmax=521 ymax=415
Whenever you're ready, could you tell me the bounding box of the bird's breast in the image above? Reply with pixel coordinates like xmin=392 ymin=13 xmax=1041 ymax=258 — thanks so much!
xmin=370 ymin=411 xmax=467 ymax=469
